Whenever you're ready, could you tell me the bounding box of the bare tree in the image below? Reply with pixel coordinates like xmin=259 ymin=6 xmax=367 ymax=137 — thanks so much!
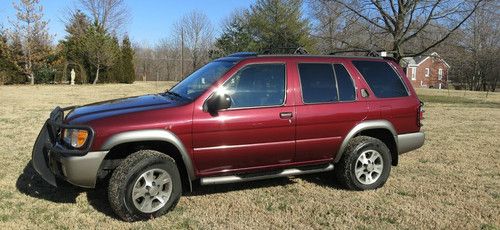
xmin=77 ymin=0 xmax=130 ymax=34
xmin=430 ymin=1 xmax=499 ymax=91
xmin=317 ymin=0 xmax=483 ymax=61
xmin=173 ymin=11 xmax=214 ymax=76
xmin=10 ymin=0 xmax=51 ymax=85
xmin=309 ymin=0 xmax=377 ymax=53
xmin=467 ymin=1 xmax=499 ymax=91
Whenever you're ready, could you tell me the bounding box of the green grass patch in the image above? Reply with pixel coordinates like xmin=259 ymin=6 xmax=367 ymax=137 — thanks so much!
xmin=418 ymin=95 xmax=500 ymax=108
xmin=480 ymin=223 xmax=499 ymax=230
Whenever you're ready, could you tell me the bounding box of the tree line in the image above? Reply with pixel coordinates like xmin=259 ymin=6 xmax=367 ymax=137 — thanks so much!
xmin=1 ymin=0 xmax=134 ymax=85
xmin=1 ymin=0 xmax=498 ymax=91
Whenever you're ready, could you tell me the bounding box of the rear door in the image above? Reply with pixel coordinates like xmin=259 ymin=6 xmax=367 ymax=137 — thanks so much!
xmin=293 ymin=61 xmax=368 ymax=162
xmin=192 ymin=62 xmax=297 ymax=177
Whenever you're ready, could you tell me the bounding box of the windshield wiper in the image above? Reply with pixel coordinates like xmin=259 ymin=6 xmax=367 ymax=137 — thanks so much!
xmin=163 ymin=91 xmax=186 ymax=100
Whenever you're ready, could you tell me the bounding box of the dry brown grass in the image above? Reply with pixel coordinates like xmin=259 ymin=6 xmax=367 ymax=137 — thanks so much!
xmin=0 ymin=82 xmax=499 ymax=229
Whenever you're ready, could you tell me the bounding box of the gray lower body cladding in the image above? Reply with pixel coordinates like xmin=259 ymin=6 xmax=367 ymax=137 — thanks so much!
xmin=397 ymin=132 xmax=425 ymax=154
xmin=32 ymin=124 xmax=108 ymax=188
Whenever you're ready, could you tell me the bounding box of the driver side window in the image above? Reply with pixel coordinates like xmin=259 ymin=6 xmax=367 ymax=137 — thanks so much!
xmin=222 ymin=64 xmax=286 ymax=109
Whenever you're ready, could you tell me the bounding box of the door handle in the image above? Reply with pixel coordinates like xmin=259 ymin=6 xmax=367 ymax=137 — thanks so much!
xmin=280 ymin=112 xmax=293 ymax=119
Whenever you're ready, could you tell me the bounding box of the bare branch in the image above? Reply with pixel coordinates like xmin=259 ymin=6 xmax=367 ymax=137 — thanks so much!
xmin=330 ymin=0 xmax=387 ymax=30
xmin=409 ymin=0 xmax=483 ymax=57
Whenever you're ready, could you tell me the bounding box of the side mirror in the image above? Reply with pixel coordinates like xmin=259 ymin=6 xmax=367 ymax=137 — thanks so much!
xmin=206 ymin=93 xmax=231 ymax=114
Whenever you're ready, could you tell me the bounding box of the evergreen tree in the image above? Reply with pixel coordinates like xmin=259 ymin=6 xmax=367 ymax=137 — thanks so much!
xmin=83 ymin=24 xmax=118 ymax=84
xmin=107 ymin=36 xmax=122 ymax=83
xmin=215 ymin=10 xmax=255 ymax=55
xmin=215 ymin=0 xmax=313 ymax=54
xmin=62 ymin=10 xmax=90 ymax=83
xmin=0 ymin=30 xmax=22 ymax=84
xmin=248 ymin=0 xmax=313 ymax=53
xmin=120 ymin=35 xmax=135 ymax=84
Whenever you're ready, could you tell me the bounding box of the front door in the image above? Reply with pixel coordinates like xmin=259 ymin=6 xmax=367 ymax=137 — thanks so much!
xmin=192 ymin=63 xmax=296 ymax=177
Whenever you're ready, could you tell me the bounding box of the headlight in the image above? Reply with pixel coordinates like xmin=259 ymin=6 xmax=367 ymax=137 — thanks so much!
xmin=63 ymin=129 xmax=89 ymax=148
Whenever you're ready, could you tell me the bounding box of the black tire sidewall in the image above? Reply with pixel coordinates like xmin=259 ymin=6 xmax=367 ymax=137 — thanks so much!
xmin=111 ymin=152 xmax=182 ymax=221
xmin=348 ymin=139 xmax=391 ymax=190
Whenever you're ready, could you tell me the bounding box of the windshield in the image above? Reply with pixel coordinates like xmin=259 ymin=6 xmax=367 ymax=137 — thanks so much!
xmin=168 ymin=61 xmax=237 ymax=100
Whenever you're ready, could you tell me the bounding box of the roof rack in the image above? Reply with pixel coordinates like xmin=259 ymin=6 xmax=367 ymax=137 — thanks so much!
xmin=329 ymin=49 xmax=383 ymax=56
xmin=259 ymin=47 xmax=309 ymax=55
xmin=329 ymin=50 xmax=403 ymax=63
xmin=225 ymin=49 xmax=403 ymax=63
xmin=227 ymin=52 xmax=258 ymax=58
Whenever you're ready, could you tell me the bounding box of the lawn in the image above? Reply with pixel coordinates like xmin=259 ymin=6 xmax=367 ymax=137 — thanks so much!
xmin=0 ymin=82 xmax=498 ymax=229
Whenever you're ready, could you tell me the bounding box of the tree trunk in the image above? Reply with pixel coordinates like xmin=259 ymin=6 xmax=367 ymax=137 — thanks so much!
xmin=28 ymin=59 xmax=34 ymax=85
xmin=93 ymin=65 xmax=100 ymax=84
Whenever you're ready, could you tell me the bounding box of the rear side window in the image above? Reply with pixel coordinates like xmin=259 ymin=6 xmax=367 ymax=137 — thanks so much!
xmin=298 ymin=63 xmax=337 ymax=103
xmin=298 ymin=63 xmax=356 ymax=103
xmin=352 ymin=61 xmax=408 ymax=98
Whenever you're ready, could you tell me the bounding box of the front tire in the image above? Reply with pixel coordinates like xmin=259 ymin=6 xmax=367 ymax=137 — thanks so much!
xmin=334 ymin=136 xmax=392 ymax=190
xmin=108 ymin=150 xmax=182 ymax=221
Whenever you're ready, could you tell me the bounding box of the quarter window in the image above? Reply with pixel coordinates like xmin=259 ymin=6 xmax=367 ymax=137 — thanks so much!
xmin=222 ymin=64 xmax=286 ymax=108
xmin=352 ymin=61 xmax=409 ymax=98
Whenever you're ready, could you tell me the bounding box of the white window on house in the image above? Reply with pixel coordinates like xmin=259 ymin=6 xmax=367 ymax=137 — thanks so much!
xmin=410 ymin=67 xmax=416 ymax=81
xmin=438 ymin=68 xmax=443 ymax=80
xmin=425 ymin=68 xmax=430 ymax=77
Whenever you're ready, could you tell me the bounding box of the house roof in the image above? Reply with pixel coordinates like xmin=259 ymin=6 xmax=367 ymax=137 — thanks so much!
xmin=402 ymin=52 xmax=450 ymax=68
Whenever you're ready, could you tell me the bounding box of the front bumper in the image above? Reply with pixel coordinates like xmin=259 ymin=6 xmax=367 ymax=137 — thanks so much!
xmin=31 ymin=107 xmax=108 ymax=188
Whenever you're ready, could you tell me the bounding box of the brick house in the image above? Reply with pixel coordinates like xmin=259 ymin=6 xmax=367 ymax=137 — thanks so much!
xmin=402 ymin=52 xmax=450 ymax=89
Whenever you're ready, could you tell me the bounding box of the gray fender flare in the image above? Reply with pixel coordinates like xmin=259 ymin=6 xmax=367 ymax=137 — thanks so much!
xmin=101 ymin=129 xmax=196 ymax=185
xmin=334 ymin=120 xmax=397 ymax=162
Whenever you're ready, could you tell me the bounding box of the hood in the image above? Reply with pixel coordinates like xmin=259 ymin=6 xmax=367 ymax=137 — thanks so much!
xmin=65 ymin=94 xmax=185 ymax=123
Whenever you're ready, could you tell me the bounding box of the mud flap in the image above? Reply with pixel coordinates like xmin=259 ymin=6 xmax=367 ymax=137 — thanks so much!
xmin=31 ymin=122 xmax=57 ymax=187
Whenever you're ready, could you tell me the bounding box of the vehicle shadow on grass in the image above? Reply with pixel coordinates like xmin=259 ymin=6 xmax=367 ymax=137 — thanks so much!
xmin=187 ymin=172 xmax=345 ymax=196
xmin=16 ymin=161 xmax=344 ymax=220
xmin=298 ymin=172 xmax=345 ymax=190
xmin=16 ymin=161 xmax=118 ymax=219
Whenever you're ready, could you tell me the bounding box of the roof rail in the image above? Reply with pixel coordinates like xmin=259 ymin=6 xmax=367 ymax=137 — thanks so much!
xmin=227 ymin=52 xmax=258 ymax=58
xmin=329 ymin=49 xmax=382 ymax=56
xmin=260 ymin=47 xmax=309 ymax=55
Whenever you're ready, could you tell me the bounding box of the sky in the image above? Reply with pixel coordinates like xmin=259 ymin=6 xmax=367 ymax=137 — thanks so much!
xmin=0 ymin=0 xmax=255 ymax=46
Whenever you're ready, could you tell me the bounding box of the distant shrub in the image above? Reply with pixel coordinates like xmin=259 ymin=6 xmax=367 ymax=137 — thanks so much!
xmin=35 ymin=66 xmax=56 ymax=84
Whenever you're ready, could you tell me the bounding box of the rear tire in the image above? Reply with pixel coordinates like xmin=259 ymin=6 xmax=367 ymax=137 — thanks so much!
xmin=334 ymin=136 xmax=391 ymax=190
xmin=108 ymin=150 xmax=182 ymax=221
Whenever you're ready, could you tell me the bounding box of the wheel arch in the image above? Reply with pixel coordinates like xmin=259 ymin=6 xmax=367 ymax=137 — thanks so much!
xmin=335 ymin=120 xmax=399 ymax=166
xmin=100 ymin=129 xmax=195 ymax=192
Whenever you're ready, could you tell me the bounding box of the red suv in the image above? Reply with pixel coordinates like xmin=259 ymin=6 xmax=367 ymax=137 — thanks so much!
xmin=32 ymin=52 xmax=425 ymax=221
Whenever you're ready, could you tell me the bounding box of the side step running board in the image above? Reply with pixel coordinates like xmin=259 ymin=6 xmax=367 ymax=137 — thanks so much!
xmin=200 ymin=164 xmax=334 ymax=185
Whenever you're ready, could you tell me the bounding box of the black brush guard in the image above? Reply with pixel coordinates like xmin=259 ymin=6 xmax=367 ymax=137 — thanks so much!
xmin=31 ymin=106 xmax=94 ymax=187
